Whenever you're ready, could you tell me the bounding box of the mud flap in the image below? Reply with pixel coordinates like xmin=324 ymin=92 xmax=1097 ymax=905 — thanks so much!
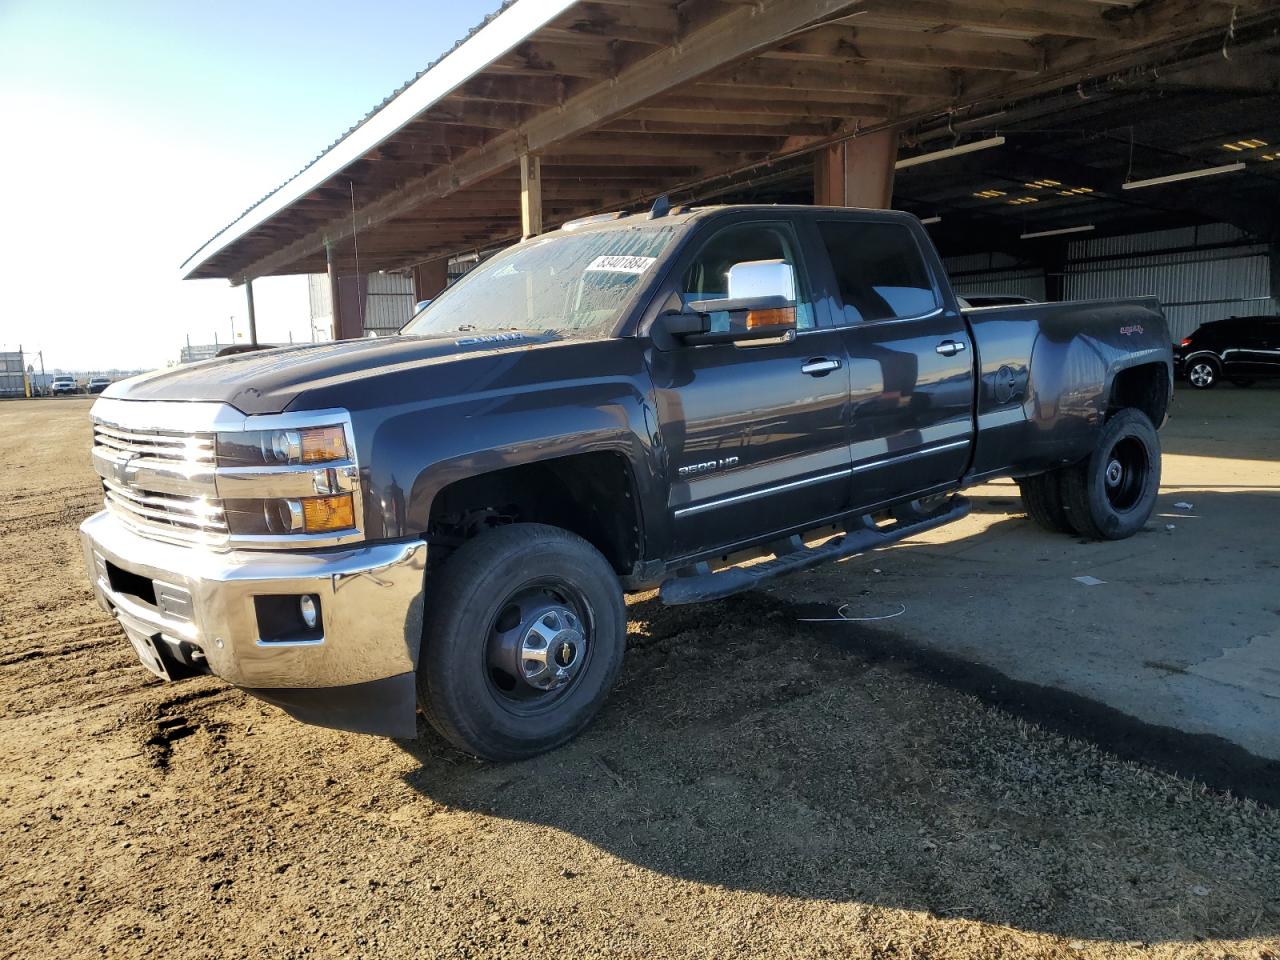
xmin=243 ymin=672 xmax=418 ymax=738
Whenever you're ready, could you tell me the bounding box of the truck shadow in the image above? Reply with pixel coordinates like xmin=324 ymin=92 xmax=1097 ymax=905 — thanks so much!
xmin=397 ymin=496 xmax=1280 ymax=944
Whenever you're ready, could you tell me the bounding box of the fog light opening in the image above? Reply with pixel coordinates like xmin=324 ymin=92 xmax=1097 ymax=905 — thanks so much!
xmin=299 ymin=594 xmax=319 ymax=629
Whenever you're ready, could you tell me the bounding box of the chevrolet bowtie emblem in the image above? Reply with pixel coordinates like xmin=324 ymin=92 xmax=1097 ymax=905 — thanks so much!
xmin=114 ymin=452 xmax=139 ymax=484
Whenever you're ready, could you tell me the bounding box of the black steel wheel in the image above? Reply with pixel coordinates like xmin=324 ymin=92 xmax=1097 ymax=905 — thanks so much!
xmin=1061 ymin=408 xmax=1161 ymax=540
xmin=417 ymin=523 xmax=626 ymax=760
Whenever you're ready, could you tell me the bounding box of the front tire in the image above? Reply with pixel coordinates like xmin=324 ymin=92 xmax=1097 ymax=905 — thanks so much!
xmin=1186 ymin=358 xmax=1219 ymax=389
xmin=1060 ymin=409 xmax=1161 ymax=540
xmin=417 ymin=523 xmax=626 ymax=761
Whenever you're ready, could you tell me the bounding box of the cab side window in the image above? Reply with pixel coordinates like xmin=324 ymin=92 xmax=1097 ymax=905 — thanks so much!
xmin=817 ymin=220 xmax=939 ymax=325
xmin=681 ymin=223 xmax=815 ymax=331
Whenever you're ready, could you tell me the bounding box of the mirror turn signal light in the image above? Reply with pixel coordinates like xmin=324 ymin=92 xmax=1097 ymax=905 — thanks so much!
xmin=301 ymin=494 xmax=355 ymax=532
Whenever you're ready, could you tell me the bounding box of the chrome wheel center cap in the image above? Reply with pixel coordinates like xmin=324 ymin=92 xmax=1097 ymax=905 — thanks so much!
xmin=519 ymin=607 xmax=585 ymax=691
xmin=1105 ymin=459 xmax=1123 ymax=487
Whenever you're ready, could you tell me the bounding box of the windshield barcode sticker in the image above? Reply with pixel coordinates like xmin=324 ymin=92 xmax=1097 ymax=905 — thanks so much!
xmin=585 ymin=255 xmax=656 ymax=275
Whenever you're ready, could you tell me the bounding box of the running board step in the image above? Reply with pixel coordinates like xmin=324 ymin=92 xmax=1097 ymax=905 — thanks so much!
xmin=659 ymin=496 xmax=970 ymax=606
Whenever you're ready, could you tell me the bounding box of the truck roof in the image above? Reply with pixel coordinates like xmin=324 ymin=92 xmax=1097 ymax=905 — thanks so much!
xmin=551 ymin=203 xmax=918 ymax=238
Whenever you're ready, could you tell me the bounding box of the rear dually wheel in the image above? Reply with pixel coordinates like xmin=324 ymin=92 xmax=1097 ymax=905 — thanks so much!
xmin=1060 ymin=409 xmax=1161 ymax=540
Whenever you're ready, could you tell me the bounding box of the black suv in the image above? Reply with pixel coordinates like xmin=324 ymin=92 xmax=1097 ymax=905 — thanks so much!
xmin=1174 ymin=316 xmax=1280 ymax=388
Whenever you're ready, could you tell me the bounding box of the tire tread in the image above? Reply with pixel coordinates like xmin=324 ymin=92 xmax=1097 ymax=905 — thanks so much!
xmin=1018 ymin=472 xmax=1075 ymax=534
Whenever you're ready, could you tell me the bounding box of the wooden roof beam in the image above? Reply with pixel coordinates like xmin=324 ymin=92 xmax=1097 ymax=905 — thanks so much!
xmin=764 ymin=24 xmax=1043 ymax=73
xmin=602 ymin=118 xmax=839 ymax=137
xmin=540 ymin=4 xmax=683 ymax=47
xmin=700 ymin=60 xmax=955 ymax=98
xmin=638 ymin=93 xmax=895 ymax=120
xmin=849 ymin=0 xmax=1140 ymax=42
xmin=450 ymin=75 xmax=573 ymax=107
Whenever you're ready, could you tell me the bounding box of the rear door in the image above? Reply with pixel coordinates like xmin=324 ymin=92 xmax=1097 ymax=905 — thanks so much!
xmin=646 ymin=217 xmax=852 ymax=557
xmin=808 ymin=215 xmax=975 ymax=510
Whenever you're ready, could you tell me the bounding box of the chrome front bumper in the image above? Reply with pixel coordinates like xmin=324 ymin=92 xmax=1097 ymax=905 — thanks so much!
xmin=80 ymin=509 xmax=428 ymax=700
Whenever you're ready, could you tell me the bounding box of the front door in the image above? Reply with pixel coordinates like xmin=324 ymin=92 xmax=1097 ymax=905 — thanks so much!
xmin=1233 ymin=318 xmax=1280 ymax=377
xmin=646 ymin=219 xmax=851 ymax=558
xmin=809 ymin=216 xmax=975 ymax=510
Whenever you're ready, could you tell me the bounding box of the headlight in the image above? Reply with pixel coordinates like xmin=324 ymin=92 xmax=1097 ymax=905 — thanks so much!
xmin=225 ymin=494 xmax=356 ymax=535
xmin=217 ymin=425 xmax=348 ymax=467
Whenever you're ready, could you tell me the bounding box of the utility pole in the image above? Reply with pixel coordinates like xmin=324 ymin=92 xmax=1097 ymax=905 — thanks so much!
xmin=230 ymin=315 xmax=236 ymax=342
xmin=245 ymin=279 xmax=258 ymax=345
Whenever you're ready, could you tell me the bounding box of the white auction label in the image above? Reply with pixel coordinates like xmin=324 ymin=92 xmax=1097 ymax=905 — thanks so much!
xmin=585 ymin=255 xmax=656 ymax=274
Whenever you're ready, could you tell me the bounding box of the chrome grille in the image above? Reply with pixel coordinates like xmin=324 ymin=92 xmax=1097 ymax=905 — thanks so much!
xmin=93 ymin=421 xmax=225 ymax=547
xmin=101 ymin=478 xmax=229 ymax=546
xmin=93 ymin=423 xmax=216 ymax=464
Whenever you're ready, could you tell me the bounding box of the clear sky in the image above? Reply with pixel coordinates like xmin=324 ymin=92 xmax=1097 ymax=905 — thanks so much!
xmin=0 ymin=1 xmax=502 ymax=373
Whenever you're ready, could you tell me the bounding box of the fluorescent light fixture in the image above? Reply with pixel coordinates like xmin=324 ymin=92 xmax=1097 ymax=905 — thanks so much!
xmin=920 ymin=216 xmax=942 ymax=225
xmin=895 ymin=136 xmax=1006 ymax=170
xmin=1020 ymin=224 xmax=1096 ymax=240
xmin=1122 ymin=162 xmax=1245 ymax=190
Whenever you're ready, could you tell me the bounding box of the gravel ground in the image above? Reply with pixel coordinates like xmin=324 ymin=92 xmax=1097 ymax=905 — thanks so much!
xmin=1 ymin=397 xmax=1278 ymax=960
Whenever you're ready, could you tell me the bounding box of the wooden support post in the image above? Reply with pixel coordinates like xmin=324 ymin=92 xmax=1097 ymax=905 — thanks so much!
xmin=244 ymin=279 xmax=258 ymax=345
xmin=412 ymin=258 xmax=449 ymax=303
xmin=814 ymin=128 xmax=900 ymax=209
xmin=325 ymin=240 xmax=341 ymax=341
xmin=520 ymin=152 xmax=543 ymax=239
xmin=324 ymin=242 xmax=365 ymax=340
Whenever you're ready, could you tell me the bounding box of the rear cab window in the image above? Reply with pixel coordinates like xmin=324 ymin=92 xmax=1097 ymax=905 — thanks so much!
xmin=815 ymin=220 xmax=939 ymax=325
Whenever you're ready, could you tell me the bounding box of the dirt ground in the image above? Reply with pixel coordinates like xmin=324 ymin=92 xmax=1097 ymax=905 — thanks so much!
xmin=1 ymin=396 xmax=1278 ymax=960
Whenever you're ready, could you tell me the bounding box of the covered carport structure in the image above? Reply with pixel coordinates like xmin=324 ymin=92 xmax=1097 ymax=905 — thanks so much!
xmin=180 ymin=0 xmax=1280 ymax=340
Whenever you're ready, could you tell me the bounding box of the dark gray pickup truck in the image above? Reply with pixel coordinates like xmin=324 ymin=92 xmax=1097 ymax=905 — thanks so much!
xmin=81 ymin=205 xmax=1172 ymax=759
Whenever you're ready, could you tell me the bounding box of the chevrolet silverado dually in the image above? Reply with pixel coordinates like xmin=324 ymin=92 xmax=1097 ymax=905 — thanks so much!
xmin=81 ymin=205 xmax=1172 ymax=760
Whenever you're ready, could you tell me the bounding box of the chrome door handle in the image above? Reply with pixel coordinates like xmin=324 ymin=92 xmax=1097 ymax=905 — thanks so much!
xmin=936 ymin=340 xmax=967 ymax=357
xmin=801 ymin=358 xmax=842 ymax=376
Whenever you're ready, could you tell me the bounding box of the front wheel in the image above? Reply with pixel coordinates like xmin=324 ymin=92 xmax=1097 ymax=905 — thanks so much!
xmin=1061 ymin=409 xmax=1162 ymax=540
xmin=417 ymin=523 xmax=627 ymax=761
xmin=1186 ymin=358 xmax=1219 ymax=389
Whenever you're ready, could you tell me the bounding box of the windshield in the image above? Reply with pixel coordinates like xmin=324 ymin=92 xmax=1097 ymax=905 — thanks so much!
xmin=402 ymin=224 xmax=677 ymax=339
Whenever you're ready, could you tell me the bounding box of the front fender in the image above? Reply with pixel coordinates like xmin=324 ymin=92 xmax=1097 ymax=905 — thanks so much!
xmin=354 ymin=338 xmax=666 ymax=548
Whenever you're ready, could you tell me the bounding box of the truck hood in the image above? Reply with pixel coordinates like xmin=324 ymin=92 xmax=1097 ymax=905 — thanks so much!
xmin=105 ymin=331 xmax=562 ymax=415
